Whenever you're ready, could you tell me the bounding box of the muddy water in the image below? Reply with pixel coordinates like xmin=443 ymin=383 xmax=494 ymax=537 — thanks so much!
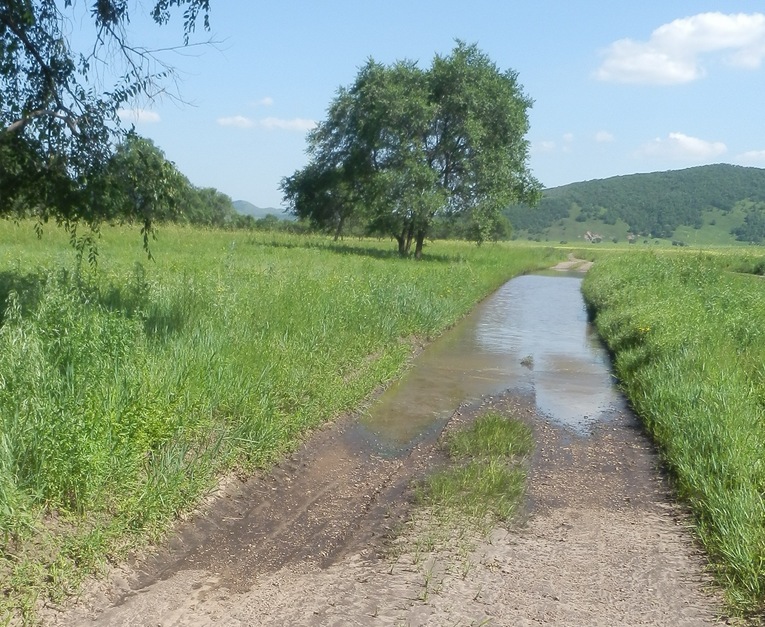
xmin=357 ymin=272 xmax=625 ymax=453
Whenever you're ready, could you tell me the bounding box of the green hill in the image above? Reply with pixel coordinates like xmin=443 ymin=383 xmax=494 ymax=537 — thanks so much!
xmin=505 ymin=164 xmax=765 ymax=245
xmin=232 ymin=200 xmax=292 ymax=220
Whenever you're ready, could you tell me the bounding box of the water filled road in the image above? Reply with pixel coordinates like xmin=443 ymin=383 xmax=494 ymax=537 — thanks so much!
xmin=359 ymin=272 xmax=625 ymax=452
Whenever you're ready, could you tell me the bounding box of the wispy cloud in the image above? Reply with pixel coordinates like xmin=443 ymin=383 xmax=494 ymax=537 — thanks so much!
xmin=636 ymin=132 xmax=727 ymax=160
xmin=217 ymin=115 xmax=255 ymax=128
xmin=217 ymin=115 xmax=316 ymax=132
xmin=117 ymin=108 xmax=161 ymax=124
xmin=736 ymin=149 xmax=765 ymax=164
xmin=258 ymin=117 xmax=316 ymax=132
xmin=595 ymin=131 xmax=615 ymax=143
xmin=533 ymin=140 xmax=556 ymax=154
xmin=595 ymin=12 xmax=765 ymax=85
xmin=560 ymin=132 xmax=574 ymax=153
xmin=253 ymin=97 xmax=274 ymax=107
xmin=533 ymin=133 xmax=579 ymax=154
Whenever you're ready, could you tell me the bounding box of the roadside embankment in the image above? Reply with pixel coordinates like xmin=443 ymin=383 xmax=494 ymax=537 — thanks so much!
xmin=582 ymin=251 xmax=765 ymax=616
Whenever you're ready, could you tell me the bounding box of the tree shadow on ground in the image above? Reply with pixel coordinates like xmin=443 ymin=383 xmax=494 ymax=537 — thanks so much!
xmin=0 ymin=266 xmax=190 ymax=341
xmin=252 ymin=237 xmax=461 ymax=264
xmin=0 ymin=270 xmax=46 ymax=324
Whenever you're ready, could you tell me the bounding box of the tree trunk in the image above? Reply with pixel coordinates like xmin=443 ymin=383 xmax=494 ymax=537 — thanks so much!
xmin=414 ymin=230 xmax=426 ymax=260
xmin=405 ymin=221 xmax=414 ymax=254
xmin=333 ymin=216 xmax=345 ymax=241
xmin=395 ymin=229 xmax=407 ymax=256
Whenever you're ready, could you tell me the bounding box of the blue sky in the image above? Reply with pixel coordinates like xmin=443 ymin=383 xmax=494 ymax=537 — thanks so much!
xmin=114 ymin=1 xmax=765 ymax=209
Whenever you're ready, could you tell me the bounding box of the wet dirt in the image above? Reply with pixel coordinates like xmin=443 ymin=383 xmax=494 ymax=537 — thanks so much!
xmin=48 ymin=262 xmax=726 ymax=626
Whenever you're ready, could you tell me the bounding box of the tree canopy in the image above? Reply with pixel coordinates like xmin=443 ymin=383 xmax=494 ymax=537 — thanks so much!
xmin=281 ymin=42 xmax=541 ymax=258
xmin=0 ymin=0 xmax=211 ymax=242
xmin=102 ymin=133 xmax=240 ymax=239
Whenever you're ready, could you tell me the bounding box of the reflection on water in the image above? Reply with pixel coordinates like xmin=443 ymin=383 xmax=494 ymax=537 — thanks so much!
xmin=356 ymin=273 xmax=625 ymax=454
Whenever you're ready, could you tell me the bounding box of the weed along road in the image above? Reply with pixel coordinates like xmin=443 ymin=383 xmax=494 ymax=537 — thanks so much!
xmin=54 ymin=264 xmax=723 ymax=626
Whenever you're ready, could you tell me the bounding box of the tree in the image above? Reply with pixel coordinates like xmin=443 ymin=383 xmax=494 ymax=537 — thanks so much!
xmin=282 ymin=42 xmax=541 ymax=258
xmin=100 ymin=133 xmax=239 ymax=242
xmin=99 ymin=133 xmax=189 ymax=252
xmin=281 ymin=162 xmax=361 ymax=241
xmin=732 ymin=204 xmax=765 ymax=243
xmin=185 ymin=187 xmax=238 ymax=228
xmin=0 ymin=0 xmax=211 ymax=241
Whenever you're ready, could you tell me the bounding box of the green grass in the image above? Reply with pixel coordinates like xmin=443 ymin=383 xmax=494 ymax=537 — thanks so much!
xmin=0 ymin=220 xmax=559 ymax=623
xmin=582 ymin=250 xmax=765 ymax=615
xmin=416 ymin=411 xmax=534 ymax=526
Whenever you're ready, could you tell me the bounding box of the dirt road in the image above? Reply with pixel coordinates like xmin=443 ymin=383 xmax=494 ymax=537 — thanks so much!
xmin=49 ymin=382 xmax=724 ymax=626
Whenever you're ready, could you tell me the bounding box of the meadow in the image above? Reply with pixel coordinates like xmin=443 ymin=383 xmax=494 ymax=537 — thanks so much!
xmin=582 ymin=249 xmax=765 ymax=614
xmin=0 ymin=221 xmax=559 ymax=621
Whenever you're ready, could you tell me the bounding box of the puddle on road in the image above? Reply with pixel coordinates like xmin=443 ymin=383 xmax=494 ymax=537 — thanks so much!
xmin=355 ymin=272 xmax=625 ymax=455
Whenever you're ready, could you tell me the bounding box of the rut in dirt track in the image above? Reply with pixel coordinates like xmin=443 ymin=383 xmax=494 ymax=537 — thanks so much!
xmin=94 ymin=412 xmax=441 ymax=599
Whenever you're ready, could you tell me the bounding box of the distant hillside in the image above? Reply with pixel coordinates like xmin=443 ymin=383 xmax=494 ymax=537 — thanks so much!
xmin=233 ymin=200 xmax=293 ymax=220
xmin=505 ymin=164 xmax=765 ymax=245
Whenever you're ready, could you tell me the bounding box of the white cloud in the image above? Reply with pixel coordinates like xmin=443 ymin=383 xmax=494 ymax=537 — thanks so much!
xmin=595 ymin=131 xmax=615 ymax=143
xmin=534 ymin=140 xmax=556 ymax=153
xmin=216 ymin=115 xmax=316 ymax=132
xmin=532 ymin=137 xmax=576 ymax=154
xmin=117 ymin=108 xmax=160 ymax=124
xmin=595 ymin=12 xmax=765 ymax=84
xmin=253 ymin=97 xmax=274 ymax=107
xmin=637 ymin=132 xmax=727 ymax=160
xmin=258 ymin=117 xmax=316 ymax=132
xmin=217 ymin=115 xmax=255 ymax=128
xmin=736 ymin=149 xmax=765 ymax=164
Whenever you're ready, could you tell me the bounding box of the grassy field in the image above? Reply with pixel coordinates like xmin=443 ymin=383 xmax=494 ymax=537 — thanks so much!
xmin=0 ymin=221 xmax=559 ymax=622
xmin=582 ymin=250 xmax=765 ymax=614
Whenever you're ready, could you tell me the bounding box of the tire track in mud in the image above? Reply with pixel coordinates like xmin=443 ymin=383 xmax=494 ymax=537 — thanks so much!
xmin=51 ymin=409 xmax=446 ymax=624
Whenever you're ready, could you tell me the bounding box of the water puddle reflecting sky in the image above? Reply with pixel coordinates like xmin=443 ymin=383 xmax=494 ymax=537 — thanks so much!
xmin=357 ymin=273 xmax=625 ymax=454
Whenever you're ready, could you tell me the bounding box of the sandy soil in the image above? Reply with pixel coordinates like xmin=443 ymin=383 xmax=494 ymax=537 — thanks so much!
xmin=47 ymin=381 xmax=726 ymax=626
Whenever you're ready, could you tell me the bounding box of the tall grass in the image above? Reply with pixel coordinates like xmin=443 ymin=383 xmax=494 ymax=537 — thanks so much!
xmin=0 ymin=221 xmax=559 ymax=621
xmin=582 ymin=250 xmax=765 ymax=614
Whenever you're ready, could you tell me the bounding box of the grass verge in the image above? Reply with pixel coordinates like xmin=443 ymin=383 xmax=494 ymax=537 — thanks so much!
xmin=582 ymin=250 xmax=765 ymax=616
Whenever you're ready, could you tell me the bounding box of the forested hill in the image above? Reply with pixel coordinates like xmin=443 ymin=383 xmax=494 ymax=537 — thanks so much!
xmin=505 ymin=164 xmax=765 ymax=244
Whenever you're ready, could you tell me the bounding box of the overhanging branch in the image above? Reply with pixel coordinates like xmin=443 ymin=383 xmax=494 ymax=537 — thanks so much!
xmin=3 ymin=109 xmax=80 ymax=135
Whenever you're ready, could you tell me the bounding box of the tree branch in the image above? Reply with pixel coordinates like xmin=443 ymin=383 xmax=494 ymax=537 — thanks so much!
xmin=0 ymin=8 xmax=81 ymax=131
xmin=4 ymin=109 xmax=80 ymax=135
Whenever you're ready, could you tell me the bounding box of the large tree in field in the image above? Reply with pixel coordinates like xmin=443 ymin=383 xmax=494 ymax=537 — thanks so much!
xmin=282 ymin=42 xmax=541 ymax=258
xmin=0 ymin=0 xmax=211 ymax=242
